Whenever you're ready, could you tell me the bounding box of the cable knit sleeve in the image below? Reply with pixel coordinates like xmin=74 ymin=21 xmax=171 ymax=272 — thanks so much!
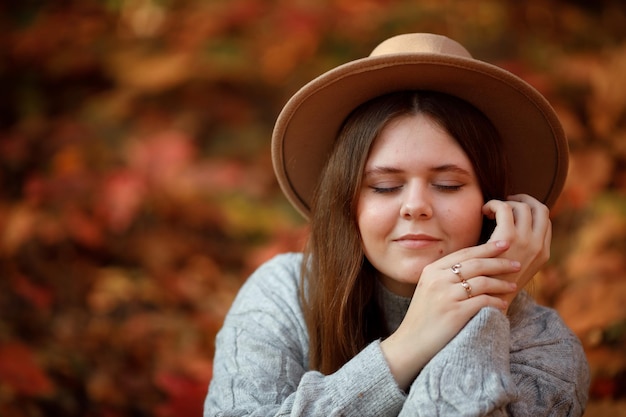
xmin=506 ymin=293 xmax=589 ymax=417
xmin=203 ymin=253 xmax=406 ymax=417
xmin=399 ymin=294 xmax=589 ymax=416
xmin=400 ymin=307 xmax=516 ymax=416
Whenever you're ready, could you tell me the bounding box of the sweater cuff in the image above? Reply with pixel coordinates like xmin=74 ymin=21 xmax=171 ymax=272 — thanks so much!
xmin=446 ymin=306 xmax=511 ymax=370
xmin=330 ymin=340 xmax=406 ymax=415
xmin=405 ymin=307 xmax=517 ymax=415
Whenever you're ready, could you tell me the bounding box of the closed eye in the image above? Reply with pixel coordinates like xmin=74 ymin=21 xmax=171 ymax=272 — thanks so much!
xmin=433 ymin=184 xmax=463 ymax=192
xmin=370 ymin=185 xmax=402 ymax=194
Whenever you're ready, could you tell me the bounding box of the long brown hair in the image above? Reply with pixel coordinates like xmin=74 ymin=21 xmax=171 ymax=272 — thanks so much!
xmin=301 ymin=91 xmax=509 ymax=374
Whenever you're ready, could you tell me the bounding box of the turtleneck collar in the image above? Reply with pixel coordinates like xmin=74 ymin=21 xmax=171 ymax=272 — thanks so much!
xmin=376 ymin=280 xmax=412 ymax=333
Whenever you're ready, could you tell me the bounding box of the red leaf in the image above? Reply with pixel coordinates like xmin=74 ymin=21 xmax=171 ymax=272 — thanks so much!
xmin=0 ymin=342 xmax=54 ymax=397
xmin=126 ymin=130 xmax=196 ymax=186
xmin=591 ymin=375 xmax=617 ymax=399
xmin=98 ymin=170 xmax=146 ymax=233
xmin=154 ymin=371 xmax=209 ymax=417
xmin=64 ymin=207 xmax=104 ymax=248
xmin=12 ymin=275 xmax=54 ymax=311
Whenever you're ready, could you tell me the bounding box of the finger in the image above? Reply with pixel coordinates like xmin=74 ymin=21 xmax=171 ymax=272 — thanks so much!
xmin=460 ymin=276 xmax=517 ymax=298
xmin=507 ymin=193 xmax=541 ymax=206
xmin=506 ymin=200 xmax=533 ymax=231
xmin=433 ymin=240 xmax=510 ymax=269
xmin=544 ymin=220 xmax=552 ymax=251
xmin=508 ymin=194 xmax=551 ymax=227
xmin=483 ymin=200 xmax=516 ymax=227
xmin=447 ymin=257 xmax=521 ymax=282
xmin=482 ymin=200 xmax=516 ymax=241
xmin=462 ymin=294 xmax=508 ymax=313
xmin=531 ymin=203 xmax=551 ymax=238
xmin=482 ymin=199 xmax=509 ymax=220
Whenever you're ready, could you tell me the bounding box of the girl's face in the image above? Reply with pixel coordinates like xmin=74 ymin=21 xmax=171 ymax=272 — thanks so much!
xmin=357 ymin=113 xmax=484 ymax=297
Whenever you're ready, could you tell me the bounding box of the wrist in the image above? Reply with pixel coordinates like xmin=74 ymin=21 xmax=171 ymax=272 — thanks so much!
xmin=380 ymin=333 xmax=428 ymax=391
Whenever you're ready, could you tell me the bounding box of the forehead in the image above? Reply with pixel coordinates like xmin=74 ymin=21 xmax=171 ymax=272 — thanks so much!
xmin=366 ymin=114 xmax=467 ymax=165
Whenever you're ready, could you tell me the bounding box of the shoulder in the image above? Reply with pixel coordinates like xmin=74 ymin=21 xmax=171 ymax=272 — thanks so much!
xmin=223 ymin=252 xmax=306 ymax=330
xmin=234 ymin=252 xmax=303 ymax=305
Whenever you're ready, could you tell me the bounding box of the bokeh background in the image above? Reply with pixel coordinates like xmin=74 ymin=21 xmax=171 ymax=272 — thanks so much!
xmin=1 ymin=0 xmax=625 ymax=416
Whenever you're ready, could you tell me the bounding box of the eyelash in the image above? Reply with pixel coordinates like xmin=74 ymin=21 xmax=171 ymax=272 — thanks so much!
xmin=434 ymin=184 xmax=463 ymax=192
xmin=371 ymin=186 xmax=401 ymax=194
xmin=370 ymin=184 xmax=463 ymax=194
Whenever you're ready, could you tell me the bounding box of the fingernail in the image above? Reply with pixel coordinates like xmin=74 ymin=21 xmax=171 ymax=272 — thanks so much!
xmin=495 ymin=240 xmax=507 ymax=248
xmin=511 ymin=261 xmax=521 ymax=269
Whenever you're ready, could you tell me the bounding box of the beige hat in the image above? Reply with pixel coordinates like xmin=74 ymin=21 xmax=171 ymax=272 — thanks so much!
xmin=272 ymin=33 xmax=568 ymax=218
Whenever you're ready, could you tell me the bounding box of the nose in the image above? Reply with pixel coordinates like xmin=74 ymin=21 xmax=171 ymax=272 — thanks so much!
xmin=400 ymin=183 xmax=433 ymax=219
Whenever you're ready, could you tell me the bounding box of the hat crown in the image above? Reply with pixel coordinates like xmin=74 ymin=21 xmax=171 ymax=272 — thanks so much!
xmin=370 ymin=33 xmax=473 ymax=59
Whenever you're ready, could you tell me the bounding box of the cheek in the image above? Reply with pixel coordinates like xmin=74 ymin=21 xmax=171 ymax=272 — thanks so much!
xmin=357 ymin=204 xmax=377 ymax=243
xmin=357 ymin=198 xmax=394 ymax=245
xmin=445 ymin=201 xmax=484 ymax=245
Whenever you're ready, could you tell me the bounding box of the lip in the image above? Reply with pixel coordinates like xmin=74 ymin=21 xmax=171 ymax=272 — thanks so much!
xmin=393 ymin=233 xmax=440 ymax=249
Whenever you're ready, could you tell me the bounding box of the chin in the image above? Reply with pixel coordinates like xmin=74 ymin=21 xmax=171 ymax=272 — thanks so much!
xmin=390 ymin=270 xmax=422 ymax=286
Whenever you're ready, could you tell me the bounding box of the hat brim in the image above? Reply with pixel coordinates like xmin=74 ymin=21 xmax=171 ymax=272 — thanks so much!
xmin=272 ymin=53 xmax=568 ymax=218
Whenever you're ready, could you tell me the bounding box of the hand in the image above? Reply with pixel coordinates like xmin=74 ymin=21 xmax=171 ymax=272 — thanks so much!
xmin=482 ymin=194 xmax=552 ymax=306
xmin=380 ymin=240 xmax=520 ymax=390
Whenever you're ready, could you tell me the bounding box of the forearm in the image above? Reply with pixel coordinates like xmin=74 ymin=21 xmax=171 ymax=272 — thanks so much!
xmin=293 ymin=341 xmax=405 ymax=416
xmin=400 ymin=307 xmax=516 ymax=416
xmin=205 ymin=332 xmax=406 ymax=417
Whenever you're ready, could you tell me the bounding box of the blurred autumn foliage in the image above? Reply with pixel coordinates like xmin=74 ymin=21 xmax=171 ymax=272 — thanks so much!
xmin=0 ymin=0 xmax=625 ymax=416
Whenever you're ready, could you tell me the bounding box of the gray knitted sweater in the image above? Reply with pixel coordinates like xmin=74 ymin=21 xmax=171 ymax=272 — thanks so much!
xmin=204 ymin=253 xmax=589 ymax=416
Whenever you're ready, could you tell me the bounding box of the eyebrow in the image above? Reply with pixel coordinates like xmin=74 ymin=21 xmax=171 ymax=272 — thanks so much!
xmin=363 ymin=164 xmax=472 ymax=178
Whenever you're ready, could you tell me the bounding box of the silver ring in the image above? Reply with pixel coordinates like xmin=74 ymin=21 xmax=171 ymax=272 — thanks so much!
xmin=451 ymin=263 xmax=462 ymax=275
xmin=460 ymin=280 xmax=473 ymax=298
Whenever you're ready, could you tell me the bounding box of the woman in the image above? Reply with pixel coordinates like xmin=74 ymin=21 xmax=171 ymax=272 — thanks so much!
xmin=204 ymin=33 xmax=589 ymax=416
